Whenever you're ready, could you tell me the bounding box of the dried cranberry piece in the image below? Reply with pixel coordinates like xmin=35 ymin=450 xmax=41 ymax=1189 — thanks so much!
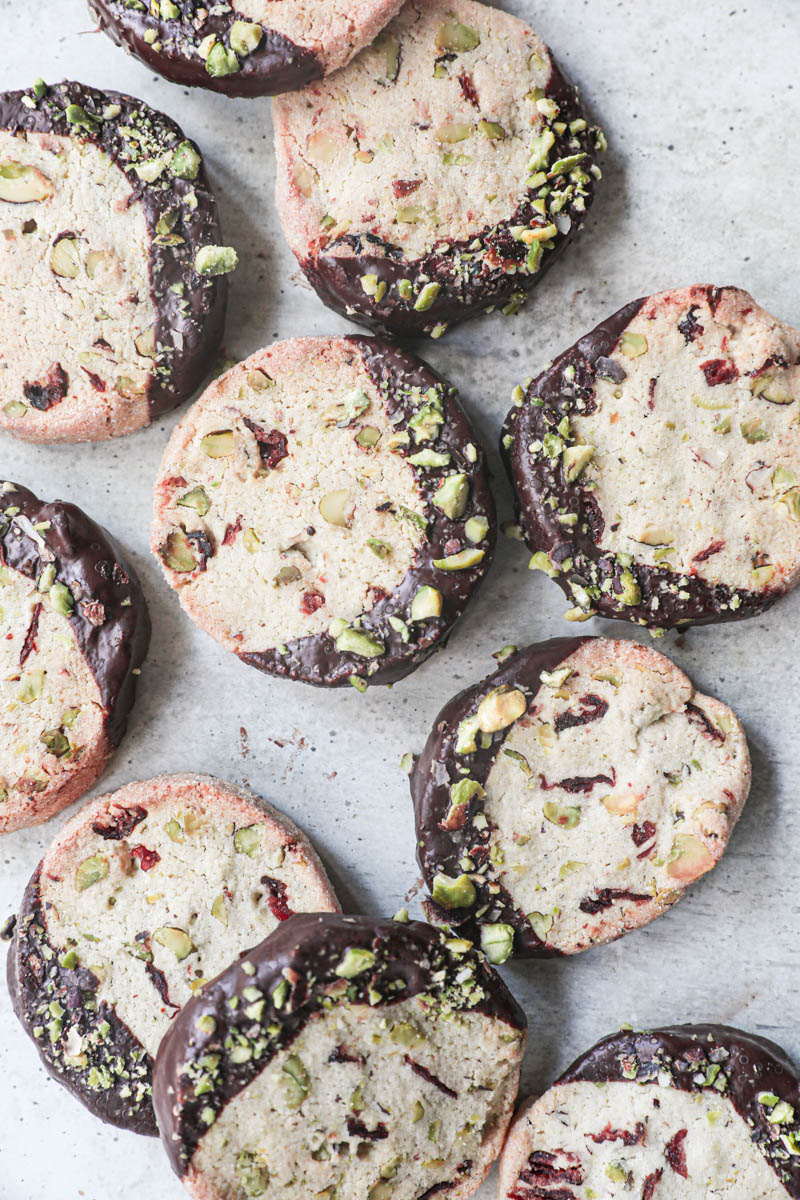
xmin=579 ymin=888 xmax=650 ymax=915
xmin=458 ymin=72 xmax=479 ymax=106
xmin=678 ymin=305 xmax=703 ymax=342
xmin=631 ymin=821 xmax=656 ymax=847
xmin=243 ymin=417 xmax=289 ymax=469
xmin=20 ymin=602 xmax=42 ymax=665
xmin=300 ymin=591 xmax=324 ymax=615
xmin=23 ymin=363 xmax=68 ymax=411
xmin=700 ymin=357 xmax=738 ymax=386
xmin=130 ymin=844 xmax=160 ymax=872
xmin=392 ymin=179 xmax=422 ymax=197
xmin=554 ymin=694 xmax=608 ymax=733
xmin=261 ymin=875 xmax=293 ymax=921
xmin=91 ymin=804 xmax=147 ymax=840
xmin=665 ymin=1128 xmax=688 ymax=1177
xmin=686 ymin=701 xmax=724 ymax=742
xmin=692 ymin=539 xmax=725 ymax=563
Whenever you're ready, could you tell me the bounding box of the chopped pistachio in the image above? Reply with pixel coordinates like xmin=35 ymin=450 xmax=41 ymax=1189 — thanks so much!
xmin=431 ymin=873 xmax=476 ymax=909
xmin=195 ymin=245 xmax=238 ymax=276
xmin=410 ymin=585 xmax=443 ymax=621
xmin=480 ymin=923 xmax=514 ymax=964
xmin=335 ymin=947 xmax=376 ymax=978
xmin=76 ymin=855 xmax=109 ymax=892
xmin=433 ymin=548 xmax=484 ymax=571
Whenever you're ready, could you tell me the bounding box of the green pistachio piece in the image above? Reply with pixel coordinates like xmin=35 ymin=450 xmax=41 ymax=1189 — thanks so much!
xmin=740 ymin=417 xmax=769 ymax=443
xmin=432 ymin=872 xmax=476 ymax=909
xmin=464 ymin=515 xmax=489 ymax=543
xmin=49 ymin=582 xmax=75 ymax=616
xmin=480 ymin=923 xmax=514 ymax=964
xmin=230 ymin=21 xmax=263 ymax=57
xmin=619 ymin=332 xmax=648 ymax=358
xmin=334 ymin=947 xmax=376 ymax=978
xmin=65 ymin=103 xmax=99 ymax=133
xmin=435 ymin=121 xmax=473 ymax=143
xmin=154 ymin=926 xmax=195 ymax=960
xmin=543 ymin=801 xmax=581 ymax=828
xmin=76 ymin=855 xmax=109 ymax=892
xmin=160 ymin=529 xmax=197 ymax=573
xmin=17 ymin=668 xmax=45 ymax=703
xmin=750 ymin=373 xmax=793 ymax=405
xmin=772 ymin=467 xmax=798 ymax=494
xmin=3 ymin=400 xmax=27 ymax=418
xmin=528 ymin=911 xmax=553 ymax=940
xmin=195 ymin=244 xmax=238 ymax=275
xmin=389 ymin=1021 xmax=426 ymax=1048
xmin=562 ymin=444 xmax=595 ymax=483
xmin=41 ymin=729 xmax=70 ymax=757
xmin=433 ymin=548 xmax=485 ymax=571
xmin=50 ymin=237 xmax=80 ymax=278
xmin=177 ymin=486 xmax=210 ymax=516
xmin=380 ymin=1154 xmax=404 ymax=1181
xmin=235 ymin=1150 xmax=270 ymax=1197
xmin=366 ymin=537 xmax=391 ymax=559
xmin=206 ymin=42 xmax=240 ymax=77
xmin=373 ymin=29 xmax=400 ymax=83
xmin=0 ymin=161 xmax=54 ymax=203
xmin=336 ymin=628 xmax=385 ymax=658
xmin=478 ymin=120 xmax=506 ymax=139
xmin=408 ymin=449 xmax=450 ymax=468
xmin=170 ymin=140 xmax=201 ymax=179
xmin=433 ymin=473 xmax=469 ymax=519
xmin=413 ymin=282 xmax=441 ymax=312
xmin=410 ymin=585 xmax=443 ymax=621
xmin=233 ymin=824 xmax=262 ymax=857
xmin=529 ymin=550 xmax=558 ymax=577
xmin=201 ymin=429 xmax=235 ymax=457
xmin=528 ymin=128 xmax=555 ymax=171
xmin=356 ymin=426 xmax=381 ymax=447
xmin=477 ymin=687 xmax=527 ymax=733
xmin=211 ymin=894 xmax=228 ymax=925
xmin=616 ymin=569 xmax=641 ymax=606
xmin=281 ymin=1054 xmax=310 ymax=1109
xmin=435 ymin=17 xmax=480 ymax=52
xmin=397 ymin=278 xmax=413 ymax=300
xmin=408 ymin=403 xmax=444 ymax=442
xmin=319 ymin=488 xmax=352 ymax=527
xmin=455 ymin=715 xmax=480 ymax=754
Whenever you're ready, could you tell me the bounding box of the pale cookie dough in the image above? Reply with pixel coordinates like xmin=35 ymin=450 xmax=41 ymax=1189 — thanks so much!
xmin=412 ymin=637 xmax=750 ymax=959
xmin=503 ymin=285 xmax=800 ymax=628
xmin=500 ymin=1025 xmax=800 ymax=1199
xmin=0 ymin=482 xmax=149 ymax=832
xmin=90 ymin=0 xmax=405 ymax=97
xmin=0 ymin=80 xmax=233 ymax=443
xmin=152 ymin=335 xmax=495 ymax=688
xmin=153 ymin=913 xmax=526 ymax=1200
xmin=7 ymin=773 xmax=339 ymax=1134
xmin=273 ymin=0 xmax=604 ymax=336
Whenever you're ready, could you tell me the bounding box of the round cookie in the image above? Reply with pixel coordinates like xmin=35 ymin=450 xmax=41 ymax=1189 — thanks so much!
xmin=503 ymin=285 xmax=800 ymax=629
xmin=152 ymin=335 xmax=495 ymax=688
xmin=90 ymin=1 xmax=405 ymax=98
xmin=7 ymin=773 xmax=340 ymax=1135
xmin=499 ymin=1025 xmax=800 ymax=1198
xmin=0 ymin=482 xmax=149 ymax=833
xmin=0 ymin=79 xmax=233 ymax=443
xmin=273 ymin=0 xmax=603 ymax=338
xmin=411 ymin=637 xmax=750 ymax=959
xmin=153 ymin=912 xmax=526 ymax=1199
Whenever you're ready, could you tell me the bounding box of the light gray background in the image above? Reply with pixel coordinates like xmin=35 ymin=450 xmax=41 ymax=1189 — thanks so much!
xmin=1 ymin=1 xmax=799 ymax=1196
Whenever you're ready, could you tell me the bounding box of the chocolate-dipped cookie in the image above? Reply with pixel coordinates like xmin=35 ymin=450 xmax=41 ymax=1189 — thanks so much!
xmin=503 ymin=285 xmax=800 ymax=629
xmin=500 ymin=1024 xmax=800 ymax=1198
xmin=89 ymin=0 xmax=405 ymax=98
xmin=0 ymin=482 xmax=149 ymax=832
xmin=411 ymin=637 xmax=750 ymax=959
xmin=7 ymin=773 xmax=339 ymax=1135
xmin=0 ymin=80 xmax=234 ymax=443
xmin=152 ymin=335 xmax=495 ymax=688
xmin=153 ymin=912 xmax=526 ymax=1199
xmin=273 ymin=0 xmax=603 ymax=338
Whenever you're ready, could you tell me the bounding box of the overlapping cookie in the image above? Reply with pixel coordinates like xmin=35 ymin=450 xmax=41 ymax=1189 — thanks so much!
xmin=503 ymin=285 xmax=800 ymax=628
xmin=8 ymin=774 xmax=339 ymax=1134
xmin=412 ymin=637 xmax=750 ymax=959
xmin=152 ymin=335 xmax=495 ymax=687
xmin=0 ymin=482 xmax=149 ymax=832
xmin=0 ymin=80 xmax=233 ymax=442
xmin=90 ymin=0 xmax=405 ymax=97
xmin=153 ymin=912 xmax=526 ymax=1199
xmin=274 ymin=0 xmax=603 ymax=336
xmin=500 ymin=1024 xmax=800 ymax=1198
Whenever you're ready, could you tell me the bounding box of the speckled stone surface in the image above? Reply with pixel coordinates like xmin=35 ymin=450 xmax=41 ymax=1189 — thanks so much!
xmin=1 ymin=2 xmax=799 ymax=1197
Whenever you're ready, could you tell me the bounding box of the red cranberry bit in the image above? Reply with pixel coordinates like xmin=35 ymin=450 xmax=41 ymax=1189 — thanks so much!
xmin=665 ymin=1128 xmax=688 ymax=1177
xmin=300 ymin=591 xmax=325 ymax=615
xmin=91 ymin=804 xmax=147 ymax=840
xmin=392 ymin=179 xmax=422 ymax=197
xmin=700 ymin=358 xmax=738 ymax=386
xmin=130 ymin=844 xmax=161 ymax=872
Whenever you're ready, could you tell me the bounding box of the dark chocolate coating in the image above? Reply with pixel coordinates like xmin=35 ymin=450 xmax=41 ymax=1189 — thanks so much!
xmin=238 ymin=335 xmax=496 ymax=687
xmin=558 ymin=1024 xmax=800 ymax=1195
xmin=0 ymin=81 xmax=227 ymax=422
xmin=502 ymin=287 xmax=774 ymax=628
xmin=411 ymin=638 xmax=590 ymax=958
xmin=1 ymin=482 xmax=150 ymax=746
xmin=300 ymin=59 xmax=601 ymax=337
xmin=153 ymin=912 xmax=526 ymax=1176
xmin=7 ymin=868 xmax=157 ymax=1135
xmin=89 ymin=2 xmax=323 ymax=97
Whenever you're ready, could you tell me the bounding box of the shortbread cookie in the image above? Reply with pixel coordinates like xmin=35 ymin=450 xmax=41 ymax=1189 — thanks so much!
xmin=90 ymin=1 xmax=405 ymax=97
xmin=0 ymin=80 xmax=233 ymax=443
xmin=500 ymin=1025 xmax=800 ymax=1198
xmin=273 ymin=0 xmax=603 ymax=337
xmin=153 ymin=912 xmax=526 ymax=1199
xmin=503 ymin=285 xmax=800 ymax=628
xmin=412 ymin=637 xmax=750 ymax=959
xmin=7 ymin=773 xmax=339 ymax=1134
xmin=0 ymin=482 xmax=149 ymax=833
xmin=152 ymin=335 xmax=495 ymax=688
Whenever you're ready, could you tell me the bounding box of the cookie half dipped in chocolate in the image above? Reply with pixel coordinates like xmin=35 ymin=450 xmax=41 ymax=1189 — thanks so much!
xmin=0 ymin=482 xmax=149 ymax=832
xmin=503 ymin=285 xmax=800 ymax=629
xmin=499 ymin=1025 xmax=800 ymax=1198
xmin=411 ymin=637 xmax=750 ymax=959
xmin=153 ymin=913 xmax=526 ymax=1199
xmin=152 ymin=335 xmax=495 ymax=688
xmin=0 ymin=80 xmax=233 ymax=443
xmin=89 ymin=0 xmax=405 ymax=98
xmin=7 ymin=773 xmax=339 ymax=1134
xmin=273 ymin=0 xmax=604 ymax=338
